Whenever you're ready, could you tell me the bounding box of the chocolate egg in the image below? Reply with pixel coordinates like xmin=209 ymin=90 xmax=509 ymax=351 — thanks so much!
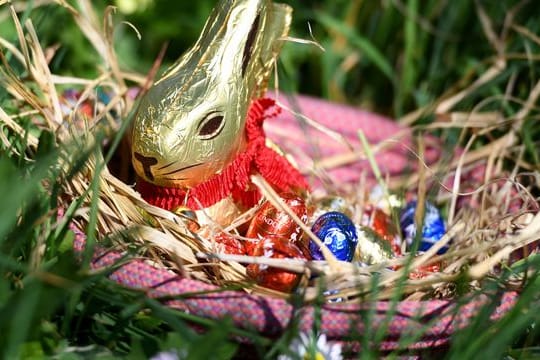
xmin=309 ymin=211 xmax=357 ymax=262
xmin=354 ymin=225 xmax=395 ymax=264
xmin=212 ymin=232 xmax=245 ymax=255
xmin=245 ymin=193 xmax=308 ymax=255
xmin=246 ymin=236 xmax=306 ymax=292
xmin=363 ymin=206 xmax=401 ymax=255
xmin=409 ymin=261 xmax=442 ymax=280
xmin=400 ymin=200 xmax=447 ymax=254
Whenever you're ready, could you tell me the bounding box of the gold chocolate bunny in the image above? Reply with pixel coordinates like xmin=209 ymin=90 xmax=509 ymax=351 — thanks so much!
xmin=132 ymin=0 xmax=307 ymax=225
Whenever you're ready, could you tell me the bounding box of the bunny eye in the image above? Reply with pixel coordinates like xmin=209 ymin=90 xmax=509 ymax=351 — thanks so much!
xmin=197 ymin=112 xmax=225 ymax=140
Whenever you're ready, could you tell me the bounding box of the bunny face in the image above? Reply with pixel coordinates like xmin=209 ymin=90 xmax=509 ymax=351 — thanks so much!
xmin=132 ymin=0 xmax=291 ymax=189
xmin=131 ymin=61 xmax=248 ymax=188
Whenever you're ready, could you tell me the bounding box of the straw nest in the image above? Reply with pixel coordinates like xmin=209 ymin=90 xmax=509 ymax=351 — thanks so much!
xmin=1 ymin=0 xmax=539 ymax=303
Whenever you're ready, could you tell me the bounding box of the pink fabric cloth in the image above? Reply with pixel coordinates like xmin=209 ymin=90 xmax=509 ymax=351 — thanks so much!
xmin=265 ymin=92 xmax=439 ymax=185
xmin=72 ymin=94 xmax=518 ymax=352
xmin=74 ymin=228 xmax=516 ymax=351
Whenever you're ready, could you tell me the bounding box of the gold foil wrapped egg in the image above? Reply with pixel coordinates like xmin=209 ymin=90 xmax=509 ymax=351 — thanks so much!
xmin=354 ymin=225 xmax=395 ymax=265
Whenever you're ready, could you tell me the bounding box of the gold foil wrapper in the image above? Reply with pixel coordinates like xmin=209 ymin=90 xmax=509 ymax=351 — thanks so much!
xmin=195 ymin=197 xmax=244 ymax=227
xmin=354 ymin=225 xmax=395 ymax=265
xmin=131 ymin=0 xmax=292 ymax=189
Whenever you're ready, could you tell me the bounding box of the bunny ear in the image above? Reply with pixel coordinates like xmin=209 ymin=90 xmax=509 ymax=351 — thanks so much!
xmin=242 ymin=13 xmax=261 ymax=77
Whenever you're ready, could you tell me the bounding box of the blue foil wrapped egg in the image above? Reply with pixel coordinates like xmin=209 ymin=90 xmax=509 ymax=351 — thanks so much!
xmin=400 ymin=200 xmax=447 ymax=254
xmin=309 ymin=211 xmax=358 ymax=262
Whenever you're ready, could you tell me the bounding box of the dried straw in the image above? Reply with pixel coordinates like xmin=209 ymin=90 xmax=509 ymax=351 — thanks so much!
xmin=0 ymin=0 xmax=538 ymax=303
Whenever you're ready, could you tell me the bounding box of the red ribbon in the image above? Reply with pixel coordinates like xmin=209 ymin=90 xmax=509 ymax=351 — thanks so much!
xmin=137 ymin=98 xmax=308 ymax=211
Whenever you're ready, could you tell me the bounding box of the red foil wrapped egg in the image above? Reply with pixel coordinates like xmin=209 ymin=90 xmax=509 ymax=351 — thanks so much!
xmin=246 ymin=236 xmax=306 ymax=292
xmin=245 ymin=193 xmax=308 ymax=255
xmin=409 ymin=262 xmax=441 ymax=280
xmin=364 ymin=206 xmax=402 ymax=255
xmin=213 ymin=232 xmax=245 ymax=255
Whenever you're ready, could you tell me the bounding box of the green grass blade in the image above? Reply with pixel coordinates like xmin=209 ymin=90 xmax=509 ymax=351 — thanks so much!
xmin=315 ymin=11 xmax=395 ymax=82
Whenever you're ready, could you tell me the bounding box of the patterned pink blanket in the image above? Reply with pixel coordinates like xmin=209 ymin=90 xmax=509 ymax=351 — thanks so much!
xmin=72 ymin=93 xmax=518 ymax=351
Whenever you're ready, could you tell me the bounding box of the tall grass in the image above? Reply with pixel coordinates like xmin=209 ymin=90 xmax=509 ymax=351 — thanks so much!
xmin=1 ymin=0 xmax=540 ymax=359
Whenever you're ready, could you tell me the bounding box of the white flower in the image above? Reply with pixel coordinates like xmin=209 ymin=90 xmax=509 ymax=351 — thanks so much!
xmin=150 ymin=349 xmax=187 ymax=360
xmin=150 ymin=350 xmax=178 ymax=360
xmin=115 ymin=0 xmax=153 ymax=14
xmin=278 ymin=332 xmax=342 ymax=360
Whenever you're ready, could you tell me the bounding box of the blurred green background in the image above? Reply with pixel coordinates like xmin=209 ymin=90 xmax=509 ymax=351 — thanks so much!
xmin=4 ymin=0 xmax=538 ymax=120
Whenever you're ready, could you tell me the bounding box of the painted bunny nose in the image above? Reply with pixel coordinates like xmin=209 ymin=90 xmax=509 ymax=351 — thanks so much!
xmin=134 ymin=152 xmax=158 ymax=181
